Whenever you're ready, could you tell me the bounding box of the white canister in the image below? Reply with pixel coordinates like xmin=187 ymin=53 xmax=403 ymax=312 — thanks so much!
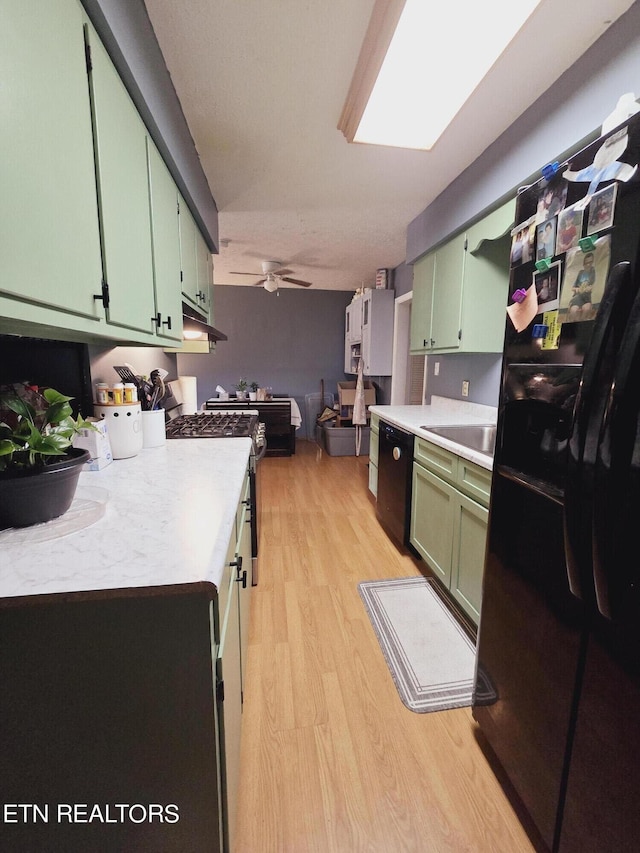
xmin=93 ymin=403 xmax=143 ymax=459
xmin=141 ymin=409 xmax=166 ymax=448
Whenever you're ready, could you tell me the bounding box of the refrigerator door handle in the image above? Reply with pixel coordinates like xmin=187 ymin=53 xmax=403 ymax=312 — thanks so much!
xmin=593 ymin=278 xmax=640 ymax=620
xmin=564 ymin=261 xmax=634 ymax=600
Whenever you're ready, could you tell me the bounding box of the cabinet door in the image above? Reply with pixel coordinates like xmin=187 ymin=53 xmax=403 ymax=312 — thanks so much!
xmin=147 ymin=139 xmax=183 ymax=341
xmin=217 ymin=562 xmax=242 ymax=853
xmin=368 ymin=426 xmax=379 ymax=496
xmin=196 ymin=230 xmax=213 ymax=318
xmin=410 ymin=462 xmax=455 ymax=587
xmin=450 ymin=491 xmax=488 ymax=623
xmin=86 ymin=24 xmax=156 ymax=335
xmin=431 ymin=233 xmax=465 ymax=351
xmin=362 ymin=290 xmax=394 ymax=375
xmin=1 ymin=0 xmax=102 ymax=317
xmin=459 ymin=200 xmax=514 ymax=353
xmin=236 ymin=471 xmax=253 ymax=692
xmin=179 ymin=197 xmax=199 ymax=308
xmin=410 ymin=252 xmax=435 ymax=353
xmin=346 ymin=298 xmax=363 ymax=343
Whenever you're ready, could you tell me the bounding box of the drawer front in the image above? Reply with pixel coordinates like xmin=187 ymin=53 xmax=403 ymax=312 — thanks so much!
xmin=414 ymin=436 xmax=458 ymax=485
xmin=457 ymin=458 xmax=492 ymax=507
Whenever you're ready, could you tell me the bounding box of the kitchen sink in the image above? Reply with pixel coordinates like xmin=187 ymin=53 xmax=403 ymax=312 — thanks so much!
xmin=420 ymin=424 xmax=496 ymax=456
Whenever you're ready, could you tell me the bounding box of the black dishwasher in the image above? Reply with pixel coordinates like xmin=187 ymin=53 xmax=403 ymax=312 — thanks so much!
xmin=376 ymin=420 xmax=413 ymax=547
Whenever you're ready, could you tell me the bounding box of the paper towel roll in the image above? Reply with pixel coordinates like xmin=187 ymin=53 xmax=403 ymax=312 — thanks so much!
xmin=179 ymin=375 xmax=198 ymax=414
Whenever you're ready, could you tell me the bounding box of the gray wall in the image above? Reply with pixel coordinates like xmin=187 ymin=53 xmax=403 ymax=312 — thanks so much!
xmin=407 ymin=2 xmax=640 ymax=263
xmin=176 ymin=285 xmax=352 ymax=435
xmin=425 ymin=353 xmax=502 ymax=408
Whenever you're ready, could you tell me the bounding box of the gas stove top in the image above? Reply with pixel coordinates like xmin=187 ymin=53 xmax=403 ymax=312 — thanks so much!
xmin=166 ymin=411 xmax=258 ymax=439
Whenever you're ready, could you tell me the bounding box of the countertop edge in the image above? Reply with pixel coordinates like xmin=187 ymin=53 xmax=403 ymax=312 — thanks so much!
xmin=369 ymin=403 xmax=496 ymax=471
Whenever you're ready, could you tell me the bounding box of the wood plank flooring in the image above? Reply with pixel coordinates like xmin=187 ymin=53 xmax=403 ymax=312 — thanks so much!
xmin=235 ymin=440 xmax=538 ymax=852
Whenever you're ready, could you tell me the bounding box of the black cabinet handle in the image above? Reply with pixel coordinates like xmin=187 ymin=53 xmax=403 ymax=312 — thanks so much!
xmin=93 ymin=279 xmax=110 ymax=309
xmin=151 ymin=312 xmax=161 ymax=327
xmin=162 ymin=315 xmax=172 ymax=330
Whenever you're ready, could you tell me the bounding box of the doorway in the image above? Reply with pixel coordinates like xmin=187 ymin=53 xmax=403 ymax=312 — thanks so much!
xmin=391 ymin=292 xmax=426 ymax=405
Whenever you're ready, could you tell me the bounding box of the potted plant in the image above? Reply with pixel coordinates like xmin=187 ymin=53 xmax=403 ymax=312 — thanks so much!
xmin=0 ymin=384 xmax=94 ymax=529
xmin=234 ymin=378 xmax=248 ymax=399
xmin=249 ymin=381 xmax=259 ymax=401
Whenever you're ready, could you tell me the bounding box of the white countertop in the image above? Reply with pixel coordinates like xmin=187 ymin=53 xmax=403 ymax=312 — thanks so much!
xmin=369 ymin=396 xmax=497 ymax=470
xmin=0 ymin=438 xmax=252 ymax=601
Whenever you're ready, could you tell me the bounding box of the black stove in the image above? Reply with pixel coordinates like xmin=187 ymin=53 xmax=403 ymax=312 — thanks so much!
xmin=165 ymin=411 xmax=258 ymax=439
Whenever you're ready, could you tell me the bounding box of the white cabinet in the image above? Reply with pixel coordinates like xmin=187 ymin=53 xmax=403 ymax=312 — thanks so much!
xmin=345 ymin=290 xmax=394 ymax=376
xmin=361 ymin=289 xmax=394 ymax=375
xmin=345 ymin=298 xmax=363 ymax=343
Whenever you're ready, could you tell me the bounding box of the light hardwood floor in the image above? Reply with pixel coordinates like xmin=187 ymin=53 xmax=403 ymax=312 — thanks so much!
xmin=235 ymin=440 xmax=538 ymax=852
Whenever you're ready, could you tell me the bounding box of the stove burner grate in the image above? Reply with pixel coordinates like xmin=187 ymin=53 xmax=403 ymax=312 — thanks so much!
xmin=166 ymin=412 xmax=258 ymax=439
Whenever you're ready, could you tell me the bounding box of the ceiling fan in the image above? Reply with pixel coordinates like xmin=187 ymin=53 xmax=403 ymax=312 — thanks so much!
xmin=229 ymin=260 xmax=312 ymax=292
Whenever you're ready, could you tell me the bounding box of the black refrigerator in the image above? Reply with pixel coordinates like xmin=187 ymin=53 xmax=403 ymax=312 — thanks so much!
xmin=473 ymin=113 xmax=640 ymax=853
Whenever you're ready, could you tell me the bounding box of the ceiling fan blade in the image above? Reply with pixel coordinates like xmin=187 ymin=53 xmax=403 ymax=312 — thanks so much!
xmin=229 ymin=270 xmax=264 ymax=276
xmin=280 ymin=276 xmax=312 ymax=287
xmin=252 ymin=278 xmax=267 ymax=286
xmin=272 ymin=267 xmax=293 ymax=276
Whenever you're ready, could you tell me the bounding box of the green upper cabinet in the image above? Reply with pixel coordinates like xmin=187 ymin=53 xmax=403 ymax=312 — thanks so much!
xmin=410 ymin=199 xmax=514 ymax=355
xmin=410 ymin=252 xmax=435 ymax=352
xmin=178 ymin=197 xmax=199 ymax=310
xmin=146 ymin=139 xmax=183 ymax=342
xmin=459 ymin=200 xmax=514 ymax=353
xmin=430 ymin=232 xmax=466 ymax=351
xmin=85 ymin=22 xmax=156 ymax=336
xmin=196 ymin=228 xmax=213 ymax=320
xmin=0 ymin=0 xmax=103 ymax=318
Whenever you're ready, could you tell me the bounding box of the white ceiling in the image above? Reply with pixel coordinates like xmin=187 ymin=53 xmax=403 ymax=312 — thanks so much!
xmin=143 ymin=0 xmax=634 ymax=292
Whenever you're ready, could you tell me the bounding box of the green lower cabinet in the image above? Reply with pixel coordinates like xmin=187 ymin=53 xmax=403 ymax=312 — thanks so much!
xmin=369 ymin=414 xmax=379 ymax=497
xmin=450 ymin=490 xmax=489 ymax=623
xmin=410 ymin=438 xmax=491 ymax=624
xmin=410 ymin=463 xmax=456 ymax=587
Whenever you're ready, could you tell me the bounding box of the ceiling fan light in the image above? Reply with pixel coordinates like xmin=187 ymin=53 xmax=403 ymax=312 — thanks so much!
xmin=264 ymin=277 xmax=278 ymax=293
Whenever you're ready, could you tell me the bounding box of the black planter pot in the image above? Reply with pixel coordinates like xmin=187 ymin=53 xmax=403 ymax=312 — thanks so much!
xmin=0 ymin=447 xmax=90 ymax=530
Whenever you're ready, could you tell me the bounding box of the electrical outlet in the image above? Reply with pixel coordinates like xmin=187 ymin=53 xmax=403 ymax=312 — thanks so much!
xmin=434 ymin=362 xmax=440 ymax=376
xmin=462 ymin=380 xmax=470 ymax=397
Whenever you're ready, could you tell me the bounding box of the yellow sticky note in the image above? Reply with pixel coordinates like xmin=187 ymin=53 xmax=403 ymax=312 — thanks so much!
xmin=541 ymin=310 xmax=561 ymax=349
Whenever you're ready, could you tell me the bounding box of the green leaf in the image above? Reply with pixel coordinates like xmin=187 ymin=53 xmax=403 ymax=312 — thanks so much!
xmin=0 ymin=393 xmax=35 ymax=423
xmin=75 ymin=414 xmax=99 ymax=432
xmin=0 ymin=438 xmax=18 ymax=457
xmin=32 ymin=434 xmax=67 ymax=456
xmin=43 ymin=400 xmax=73 ymax=427
xmin=43 ymin=388 xmax=73 ymax=406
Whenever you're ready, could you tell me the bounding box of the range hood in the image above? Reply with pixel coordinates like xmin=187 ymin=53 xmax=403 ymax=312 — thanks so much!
xmin=182 ymin=302 xmax=227 ymax=342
